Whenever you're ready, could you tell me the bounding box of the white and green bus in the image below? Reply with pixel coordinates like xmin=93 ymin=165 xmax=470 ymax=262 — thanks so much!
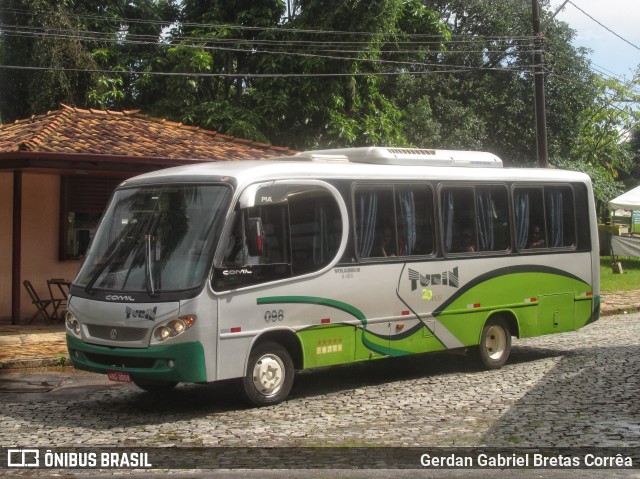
xmin=66 ymin=147 xmax=600 ymax=406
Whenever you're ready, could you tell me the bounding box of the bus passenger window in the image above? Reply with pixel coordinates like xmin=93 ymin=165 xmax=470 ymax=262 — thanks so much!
xmin=514 ymin=186 xmax=575 ymax=250
xmin=514 ymin=187 xmax=546 ymax=250
xmin=441 ymin=187 xmax=477 ymax=254
xmin=476 ymin=186 xmax=510 ymax=252
xmin=354 ymin=187 xmax=395 ymax=259
xmin=223 ymin=214 xmax=261 ymax=266
xmin=355 ymin=185 xmax=434 ymax=260
xmin=289 ymin=191 xmax=342 ymax=276
xmin=396 ymin=186 xmax=434 ymax=257
xmin=545 ymin=187 xmax=575 ymax=247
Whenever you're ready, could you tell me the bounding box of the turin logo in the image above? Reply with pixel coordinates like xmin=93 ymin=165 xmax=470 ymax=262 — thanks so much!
xmin=409 ymin=267 xmax=459 ymax=291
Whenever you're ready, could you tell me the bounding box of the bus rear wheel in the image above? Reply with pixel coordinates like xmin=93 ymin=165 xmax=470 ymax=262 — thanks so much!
xmin=242 ymin=342 xmax=294 ymax=407
xmin=475 ymin=318 xmax=511 ymax=369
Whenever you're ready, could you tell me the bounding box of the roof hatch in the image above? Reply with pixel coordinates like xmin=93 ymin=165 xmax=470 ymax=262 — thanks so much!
xmin=290 ymin=147 xmax=503 ymax=167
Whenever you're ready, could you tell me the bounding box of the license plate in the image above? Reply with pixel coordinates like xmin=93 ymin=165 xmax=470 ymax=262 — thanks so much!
xmin=107 ymin=370 xmax=132 ymax=383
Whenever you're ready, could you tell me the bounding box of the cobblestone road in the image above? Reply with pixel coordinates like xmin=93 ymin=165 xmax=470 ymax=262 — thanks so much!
xmin=1 ymin=313 xmax=639 ymax=449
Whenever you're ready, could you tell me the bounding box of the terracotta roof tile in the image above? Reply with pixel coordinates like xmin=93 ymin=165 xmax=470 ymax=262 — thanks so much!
xmin=0 ymin=105 xmax=297 ymax=161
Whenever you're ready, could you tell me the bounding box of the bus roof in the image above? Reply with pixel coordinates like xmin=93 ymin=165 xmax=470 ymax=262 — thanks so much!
xmin=123 ymin=148 xmax=592 ymax=187
xmin=290 ymin=147 xmax=503 ymax=168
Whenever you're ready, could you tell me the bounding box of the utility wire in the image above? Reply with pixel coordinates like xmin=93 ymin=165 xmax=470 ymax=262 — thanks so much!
xmin=0 ymin=22 xmax=538 ymax=49
xmin=567 ymin=0 xmax=640 ymax=51
xmin=0 ymin=24 xmax=540 ymax=69
xmin=0 ymin=6 xmax=539 ymax=44
xmin=0 ymin=63 xmax=538 ymax=78
xmin=0 ymin=6 xmax=450 ymax=38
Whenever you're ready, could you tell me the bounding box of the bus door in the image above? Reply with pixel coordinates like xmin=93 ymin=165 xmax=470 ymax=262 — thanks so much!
xmin=213 ymin=180 xmax=348 ymax=375
xmin=353 ymin=183 xmax=442 ymax=357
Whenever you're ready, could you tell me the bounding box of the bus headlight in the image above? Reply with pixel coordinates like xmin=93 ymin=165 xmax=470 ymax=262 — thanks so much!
xmin=152 ymin=315 xmax=196 ymax=343
xmin=66 ymin=311 xmax=81 ymax=337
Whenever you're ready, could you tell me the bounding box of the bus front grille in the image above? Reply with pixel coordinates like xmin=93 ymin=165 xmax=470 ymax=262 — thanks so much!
xmin=87 ymin=325 xmax=148 ymax=342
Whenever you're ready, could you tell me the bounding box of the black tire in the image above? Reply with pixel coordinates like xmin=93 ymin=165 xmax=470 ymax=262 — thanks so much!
xmin=242 ymin=342 xmax=294 ymax=406
xmin=133 ymin=378 xmax=178 ymax=393
xmin=475 ymin=317 xmax=511 ymax=369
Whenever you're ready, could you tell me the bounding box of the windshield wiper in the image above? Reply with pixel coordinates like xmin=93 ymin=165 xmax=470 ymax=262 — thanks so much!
xmin=144 ymin=234 xmax=156 ymax=297
xmin=84 ymin=235 xmax=135 ymax=294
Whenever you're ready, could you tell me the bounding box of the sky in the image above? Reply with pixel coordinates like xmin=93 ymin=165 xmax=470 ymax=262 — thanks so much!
xmin=550 ymin=0 xmax=640 ymax=80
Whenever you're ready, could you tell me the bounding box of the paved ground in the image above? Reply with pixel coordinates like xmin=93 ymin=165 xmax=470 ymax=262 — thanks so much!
xmin=0 ymin=312 xmax=638 ymax=450
xmin=1 ymin=294 xmax=638 ymax=476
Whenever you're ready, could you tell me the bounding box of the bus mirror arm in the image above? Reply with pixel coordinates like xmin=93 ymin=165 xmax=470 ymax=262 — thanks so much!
xmin=246 ymin=218 xmax=263 ymax=257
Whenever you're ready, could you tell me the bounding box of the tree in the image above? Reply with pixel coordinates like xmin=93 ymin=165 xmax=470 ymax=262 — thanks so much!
xmin=552 ymin=65 xmax=639 ymax=217
xmin=82 ymin=0 xmax=180 ymax=110
xmin=254 ymin=0 xmax=446 ymax=149
xmin=0 ymin=0 xmax=180 ymax=120
xmin=1 ymin=0 xmax=636 ymax=201
xmin=0 ymin=0 xmax=97 ymax=120
xmin=387 ymin=0 xmax=603 ymax=167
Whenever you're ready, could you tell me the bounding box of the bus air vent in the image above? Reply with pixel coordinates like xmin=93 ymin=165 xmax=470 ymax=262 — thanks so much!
xmin=293 ymin=147 xmax=503 ymax=168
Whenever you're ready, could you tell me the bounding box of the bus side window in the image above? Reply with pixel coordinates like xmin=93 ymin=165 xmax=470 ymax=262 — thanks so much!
xmin=223 ymin=213 xmax=262 ymax=266
xmin=514 ymin=187 xmax=546 ymax=250
xmin=289 ymin=191 xmax=342 ymax=276
xmin=396 ymin=186 xmax=434 ymax=256
xmin=545 ymin=186 xmax=575 ymax=248
xmin=256 ymin=204 xmax=289 ymax=264
xmin=355 ymin=185 xmax=434 ymax=259
xmin=476 ymin=186 xmax=510 ymax=252
xmin=441 ymin=187 xmax=477 ymax=254
xmin=354 ymin=186 xmax=395 ymax=259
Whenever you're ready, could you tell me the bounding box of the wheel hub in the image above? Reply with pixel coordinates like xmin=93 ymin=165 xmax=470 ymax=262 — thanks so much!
xmin=485 ymin=325 xmax=507 ymax=360
xmin=252 ymin=354 xmax=285 ymax=396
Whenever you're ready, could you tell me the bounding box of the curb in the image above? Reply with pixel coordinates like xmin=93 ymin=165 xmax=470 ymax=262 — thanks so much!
xmin=600 ymin=305 xmax=640 ymax=317
xmin=0 ymin=356 xmax=70 ymax=370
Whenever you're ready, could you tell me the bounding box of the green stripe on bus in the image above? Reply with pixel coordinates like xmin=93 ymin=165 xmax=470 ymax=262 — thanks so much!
xmin=256 ymin=295 xmax=413 ymax=356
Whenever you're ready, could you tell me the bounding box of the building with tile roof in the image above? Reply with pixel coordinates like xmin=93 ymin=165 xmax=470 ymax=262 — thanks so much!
xmin=0 ymin=105 xmax=296 ymax=324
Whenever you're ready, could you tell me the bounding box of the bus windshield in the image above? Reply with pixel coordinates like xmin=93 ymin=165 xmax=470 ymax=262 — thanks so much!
xmin=75 ymin=184 xmax=231 ymax=294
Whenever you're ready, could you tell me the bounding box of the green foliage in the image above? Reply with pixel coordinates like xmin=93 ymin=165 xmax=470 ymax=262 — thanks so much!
xmin=552 ymin=70 xmax=639 ymax=219
xmin=0 ymin=0 xmax=98 ymax=118
xmin=0 ymin=0 xmax=638 ymax=209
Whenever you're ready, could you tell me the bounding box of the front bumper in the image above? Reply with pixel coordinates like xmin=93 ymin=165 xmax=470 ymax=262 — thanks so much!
xmin=66 ymin=335 xmax=207 ymax=383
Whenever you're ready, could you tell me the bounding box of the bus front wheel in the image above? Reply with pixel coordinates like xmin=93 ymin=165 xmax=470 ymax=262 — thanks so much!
xmin=242 ymin=342 xmax=294 ymax=406
xmin=475 ymin=318 xmax=511 ymax=369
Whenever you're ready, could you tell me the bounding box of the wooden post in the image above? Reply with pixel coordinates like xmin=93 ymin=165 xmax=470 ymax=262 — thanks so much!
xmin=532 ymin=0 xmax=549 ymax=167
xmin=11 ymin=170 xmax=22 ymax=325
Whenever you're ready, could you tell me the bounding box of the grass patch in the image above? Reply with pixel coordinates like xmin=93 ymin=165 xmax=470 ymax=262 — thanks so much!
xmin=600 ymin=256 xmax=640 ymax=292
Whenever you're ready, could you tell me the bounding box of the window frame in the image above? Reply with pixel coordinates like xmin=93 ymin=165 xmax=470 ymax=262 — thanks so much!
xmin=438 ymin=182 xmax=512 ymax=258
xmin=352 ymin=182 xmax=436 ymax=263
xmin=213 ymin=181 xmax=346 ymax=292
xmin=512 ymin=183 xmax=577 ymax=253
xmin=59 ymin=175 xmax=125 ymax=261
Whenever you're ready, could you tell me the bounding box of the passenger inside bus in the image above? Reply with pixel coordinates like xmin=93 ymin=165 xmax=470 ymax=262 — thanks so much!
xmin=529 ymin=225 xmax=545 ymax=248
xmin=460 ymin=231 xmax=476 ymax=252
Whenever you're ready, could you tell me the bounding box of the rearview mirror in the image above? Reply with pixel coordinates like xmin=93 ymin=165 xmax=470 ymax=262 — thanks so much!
xmin=246 ymin=217 xmax=263 ymax=257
